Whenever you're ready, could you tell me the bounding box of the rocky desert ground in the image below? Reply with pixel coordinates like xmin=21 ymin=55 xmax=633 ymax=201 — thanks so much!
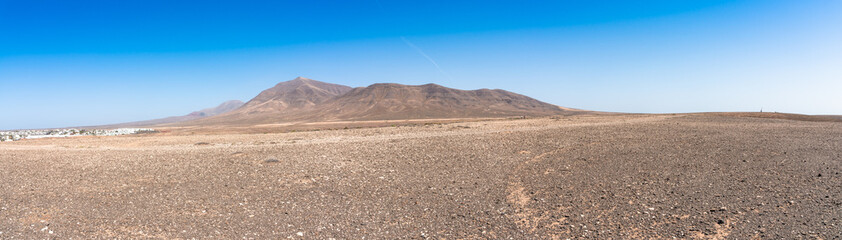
xmin=1 ymin=113 xmax=840 ymax=239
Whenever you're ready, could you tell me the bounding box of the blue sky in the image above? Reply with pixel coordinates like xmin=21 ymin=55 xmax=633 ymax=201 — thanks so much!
xmin=1 ymin=0 xmax=841 ymax=129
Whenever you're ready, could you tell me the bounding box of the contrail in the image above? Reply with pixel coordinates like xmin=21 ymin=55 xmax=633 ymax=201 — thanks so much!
xmin=400 ymin=36 xmax=453 ymax=81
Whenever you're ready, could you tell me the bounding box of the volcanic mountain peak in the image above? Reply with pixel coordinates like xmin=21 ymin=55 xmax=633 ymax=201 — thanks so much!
xmin=266 ymin=76 xmax=347 ymax=94
xmin=291 ymin=76 xmax=315 ymax=82
xmin=239 ymin=77 xmax=353 ymax=112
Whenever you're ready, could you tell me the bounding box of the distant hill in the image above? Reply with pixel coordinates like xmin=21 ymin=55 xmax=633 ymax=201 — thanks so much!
xmin=96 ymin=100 xmax=244 ymax=128
xmin=187 ymin=100 xmax=245 ymax=117
xmin=175 ymin=77 xmax=579 ymax=126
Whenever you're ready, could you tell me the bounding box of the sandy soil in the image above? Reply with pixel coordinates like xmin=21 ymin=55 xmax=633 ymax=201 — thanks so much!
xmin=1 ymin=114 xmax=840 ymax=239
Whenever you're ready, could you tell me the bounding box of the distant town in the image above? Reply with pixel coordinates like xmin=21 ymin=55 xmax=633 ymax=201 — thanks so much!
xmin=0 ymin=128 xmax=156 ymax=141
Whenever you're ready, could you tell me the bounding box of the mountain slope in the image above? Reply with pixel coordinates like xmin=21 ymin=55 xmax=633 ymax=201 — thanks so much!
xmin=299 ymin=83 xmax=570 ymax=121
xmin=236 ymin=76 xmax=353 ymax=114
xmin=96 ymin=100 xmax=244 ymax=128
xmin=185 ymin=77 xmax=353 ymax=125
xmin=187 ymin=100 xmax=245 ymax=117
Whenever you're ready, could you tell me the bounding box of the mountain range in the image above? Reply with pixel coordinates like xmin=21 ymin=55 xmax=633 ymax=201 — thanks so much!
xmin=118 ymin=77 xmax=577 ymax=127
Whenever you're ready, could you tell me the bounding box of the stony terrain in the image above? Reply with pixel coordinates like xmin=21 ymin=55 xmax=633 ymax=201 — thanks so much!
xmin=0 ymin=114 xmax=840 ymax=239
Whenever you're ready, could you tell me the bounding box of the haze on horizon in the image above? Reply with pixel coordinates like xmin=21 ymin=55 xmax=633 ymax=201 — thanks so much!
xmin=1 ymin=0 xmax=841 ymax=130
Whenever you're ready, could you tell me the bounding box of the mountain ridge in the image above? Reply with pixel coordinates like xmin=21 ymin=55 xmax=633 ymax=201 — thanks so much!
xmin=235 ymin=77 xmax=353 ymax=114
xmin=172 ymin=77 xmax=578 ymax=126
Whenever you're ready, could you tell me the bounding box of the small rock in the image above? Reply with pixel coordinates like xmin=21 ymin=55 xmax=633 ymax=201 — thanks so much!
xmin=297 ymin=231 xmax=304 ymax=236
xmin=265 ymin=159 xmax=280 ymax=163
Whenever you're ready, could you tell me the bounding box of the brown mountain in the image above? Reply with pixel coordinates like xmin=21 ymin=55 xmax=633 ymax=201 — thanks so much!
xmin=301 ymin=83 xmax=573 ymax=121
xmin=237 ymin=76 xmax=353 ymax=114
xmin=189 ymin=77 xmax=353 ymax=125
xmin=178 ymin=77 xmax=577 ymax=126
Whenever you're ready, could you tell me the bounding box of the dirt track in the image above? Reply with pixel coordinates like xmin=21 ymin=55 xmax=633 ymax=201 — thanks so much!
xmin=1 ymin=114 xmax=840 ymax=238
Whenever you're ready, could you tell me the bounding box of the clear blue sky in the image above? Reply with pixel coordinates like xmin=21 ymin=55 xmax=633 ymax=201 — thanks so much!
xmin=1 ymin=0 xmax=840 ymax=129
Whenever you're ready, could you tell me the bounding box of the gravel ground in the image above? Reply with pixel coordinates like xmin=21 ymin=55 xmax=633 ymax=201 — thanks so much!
xmin=0 ymin=114 xmax=840 ymax=239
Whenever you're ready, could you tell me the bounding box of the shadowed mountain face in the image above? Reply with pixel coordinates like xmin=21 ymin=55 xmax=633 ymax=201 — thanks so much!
xmin=178 ymin=77 xmax=577 ymax=126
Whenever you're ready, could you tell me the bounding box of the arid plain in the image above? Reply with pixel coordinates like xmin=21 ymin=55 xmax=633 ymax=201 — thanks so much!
xmin=1 ymin=113 xmax=840 ymax=239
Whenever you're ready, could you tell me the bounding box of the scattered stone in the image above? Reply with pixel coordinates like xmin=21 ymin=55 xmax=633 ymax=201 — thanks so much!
xmin=195 ymin=142 xmax=211 ymax=146
xmin=1 ymin=115 xmax=839 ymax=238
